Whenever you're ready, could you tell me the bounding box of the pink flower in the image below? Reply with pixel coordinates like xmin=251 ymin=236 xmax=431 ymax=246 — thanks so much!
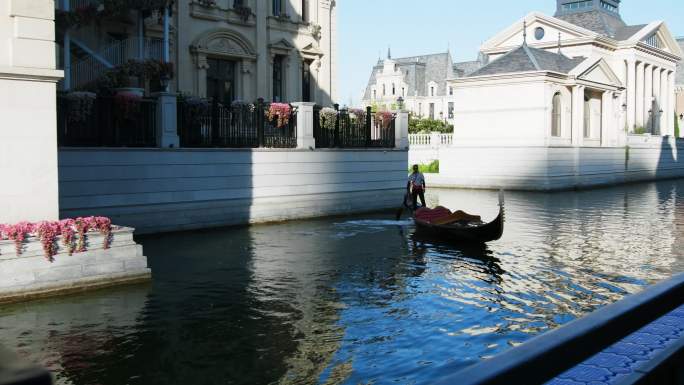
xmin=267 ymin=103 xmax=292 ymax=128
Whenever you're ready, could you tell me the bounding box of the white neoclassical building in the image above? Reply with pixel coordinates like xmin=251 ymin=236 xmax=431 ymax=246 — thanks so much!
xmin=449 ymin=0 xmax=682 ymax=146
xmin=434 ymin=0 xmax=684 ymax=190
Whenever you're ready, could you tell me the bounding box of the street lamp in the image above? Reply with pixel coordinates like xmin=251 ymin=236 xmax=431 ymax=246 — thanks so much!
xmin=397 ymin=96 xmax=404 ymax=111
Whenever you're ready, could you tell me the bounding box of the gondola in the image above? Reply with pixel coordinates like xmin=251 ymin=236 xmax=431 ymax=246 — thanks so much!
xmin=412 ymin=191 xmax=505 ymax=244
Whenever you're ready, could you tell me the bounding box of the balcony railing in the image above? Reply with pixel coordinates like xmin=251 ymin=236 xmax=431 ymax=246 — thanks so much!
xmin=177 ymin=99 xmax=297 ymax=149
xmin=57 ymin=94 xmax=157 ymax=147
xmin=314 ymin=106 xmax=395 ymax=148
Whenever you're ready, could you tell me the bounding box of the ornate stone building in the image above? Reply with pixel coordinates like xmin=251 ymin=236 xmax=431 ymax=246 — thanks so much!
xmin=58 ymin=0 xmax=337 ymax=105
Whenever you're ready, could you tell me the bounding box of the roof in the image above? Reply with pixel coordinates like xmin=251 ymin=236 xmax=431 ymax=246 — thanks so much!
xmin=363 ymin=52 xmax=454 ymax=99
xmin=677 ymin=37 xmax=684 ymax=85
xmin=467 ymin=44 xmax=585 ymax=77
xmin=454 ymin=60 xmax=483 ymax=77
xmin=556 ymin=10 xmax=626 ymax=38
xmin=613 ymin=24 xmax=648 ymax=41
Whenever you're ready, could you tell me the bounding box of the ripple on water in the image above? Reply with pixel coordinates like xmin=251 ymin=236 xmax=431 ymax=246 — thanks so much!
xmin=1 ymin=181 xmax=684 ymax=385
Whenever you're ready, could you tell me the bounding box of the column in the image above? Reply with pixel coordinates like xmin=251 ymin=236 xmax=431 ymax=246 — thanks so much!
xmin=653 ymin=67 xmax=661 ymax=134
xmin=635 ymin=62 xmax=645 ymax=128
xmin=292 ymin=102 xmax=316 ymax=149
xmin=601 ymin=91 xmax=612 ymax=146
xmin=255 ymin=1 xmax=268 ymax=98
xmin=1 ymin=0 xmax=64 ymax=222
xmin=62 ymin=0 xmax=71 ymax=90
xmin=395 ymin=111 xmax=410 ymax=149
xmin=571 ymin=85 xmax=585 ymax=146
xmin=668 ymin=71 xmax=676 ymax=136
xmin=153 ymin=92 xmax=179 ymax=148
xmin=660 ymin=69 xmax=669 ymax=136
xmin=138 ymin=11 xmax=144 ymax=60
xmin=644 ymin=64 xmax=653 ymax=130
xmin=626 ymin=59 xmax=636 ymax=132
xmin=163 ymin=5 xmax=170 ymax=62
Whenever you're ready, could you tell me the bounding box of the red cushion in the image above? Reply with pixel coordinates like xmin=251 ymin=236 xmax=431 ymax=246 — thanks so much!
xmin=415 ymin=206 xmax=452 ymax=224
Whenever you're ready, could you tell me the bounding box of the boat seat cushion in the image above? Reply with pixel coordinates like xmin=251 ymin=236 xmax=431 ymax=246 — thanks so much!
xmin=416 ymin=207 xmax=482 ymax=225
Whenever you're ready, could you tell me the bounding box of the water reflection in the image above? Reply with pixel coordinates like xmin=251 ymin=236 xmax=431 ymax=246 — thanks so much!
xmin=1 ymin=180 xmax=684 ymax=385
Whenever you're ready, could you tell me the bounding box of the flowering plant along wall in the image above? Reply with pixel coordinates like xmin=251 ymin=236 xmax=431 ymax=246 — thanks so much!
xmin=0 ymin=217 xmax=114 ymax=262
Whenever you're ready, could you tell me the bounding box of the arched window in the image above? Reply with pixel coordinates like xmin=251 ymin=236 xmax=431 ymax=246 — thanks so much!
xmin=392 ymin=83 xmax=396 ymax=95
xmin=552 ymin=92 xmax=562 ymax=137
xmin=382 ymin=84 xmax=386 ymax=96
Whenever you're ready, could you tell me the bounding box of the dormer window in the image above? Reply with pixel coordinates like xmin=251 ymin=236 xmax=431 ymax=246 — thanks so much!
xmin=430 ymin=86 xmax=435 ymax=97
xmin=644 ymin=34 xmax=664 ymax=49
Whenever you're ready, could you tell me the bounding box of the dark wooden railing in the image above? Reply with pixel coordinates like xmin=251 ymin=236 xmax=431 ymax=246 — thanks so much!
xmin=57 ymin=94 xmax=157 ymax=147
xmin=314 ymin=105 xmax=395 ymax=148
xmin=177 ymin=99 xmax=297 ymax=149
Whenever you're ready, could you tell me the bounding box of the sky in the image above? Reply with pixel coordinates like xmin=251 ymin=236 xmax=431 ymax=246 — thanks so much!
xmin=337 ymin=0 xmax=684 ymax=107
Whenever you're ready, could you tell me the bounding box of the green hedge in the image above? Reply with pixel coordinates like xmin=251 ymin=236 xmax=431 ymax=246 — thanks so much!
xmin=410 ymin=160 xmax=439 ymax=174
xmin=409 ymin=118 xmax=453 ymax=134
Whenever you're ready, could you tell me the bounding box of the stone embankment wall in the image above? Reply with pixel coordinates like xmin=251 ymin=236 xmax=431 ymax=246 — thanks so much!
xmin=432 ymin=136 xmax=684 ymax=191
xmin=0 ymin=227 xmax=150 ymax=304
xmin=58 ymin=148 xmax=408 ymax=234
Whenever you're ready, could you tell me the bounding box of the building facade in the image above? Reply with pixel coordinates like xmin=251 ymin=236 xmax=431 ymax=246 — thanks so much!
xmin=360 ymin=50 xmax=486 ymax=124
xmin=449 ymin=0 xmax=682 ymax=146
xmin=677 ymin=37 xmax=684 ymax=125
xmin=432 ymin=0 xmax=684 ymax=191
xmin=58 ymin=0 xmax=337 ymax=105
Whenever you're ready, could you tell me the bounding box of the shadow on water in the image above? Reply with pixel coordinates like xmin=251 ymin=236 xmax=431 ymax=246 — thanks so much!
xmin=3 ymin=179 xmax=684 ymax=385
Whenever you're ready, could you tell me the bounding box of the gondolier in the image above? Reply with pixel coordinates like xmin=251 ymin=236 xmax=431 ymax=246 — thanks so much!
xmin=408 ymin=164 xmax=426 ymax=210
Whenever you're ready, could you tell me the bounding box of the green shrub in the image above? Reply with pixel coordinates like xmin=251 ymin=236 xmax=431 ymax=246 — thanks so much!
xmin=633 ymin=126 xmax=647 ymax=135
xmin=408 ymin=117 xmax=453 ymax=134
xmin=409 ymin=160 xmax=439 ymax=174
xmin=675 ymin=113 xmax=680 ymax=138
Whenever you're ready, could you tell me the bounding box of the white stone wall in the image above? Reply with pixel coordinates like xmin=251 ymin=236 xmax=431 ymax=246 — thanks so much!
xmin=0 ymin=0 xmax=63 ymax=223
xmin=433 ymin=137 xmax=684 ymax=191
xmin=0 ymin=227 xmax=150 ymax=303
xmin=58 ymin=149 xmax=408 ymax=233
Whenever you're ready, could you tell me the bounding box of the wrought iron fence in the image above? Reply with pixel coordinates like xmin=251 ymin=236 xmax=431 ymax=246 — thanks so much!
xmin=177 ymin=99 xmax=297 ymax=149
xmin=57 ymin=94 xmax=157 ymax=147
xmin=314 ymin=105 xmax=395 ymax=148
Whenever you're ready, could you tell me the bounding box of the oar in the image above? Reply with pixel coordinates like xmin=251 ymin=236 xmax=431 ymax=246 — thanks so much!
xmin=395 ymin=191 xmax=410 ymax=220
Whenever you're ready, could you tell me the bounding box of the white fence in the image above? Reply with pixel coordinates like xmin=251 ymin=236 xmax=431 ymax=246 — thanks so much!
xmin=409 ymin=132 xmax=453 ymax=147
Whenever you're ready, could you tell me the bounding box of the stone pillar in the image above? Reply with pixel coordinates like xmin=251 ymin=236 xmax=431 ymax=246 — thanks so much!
xmin=652 ymin=67 xmax=661 ymax=134
xmin=292 ymin=102 xmax=316 ymax=149
xmin=645 ymin=64 xmax=653 ymax=130
xmin=668 ymin=71 xmax=676 ymax=136
xmin=571 ymin=85 xmax=584 ymax=145
xmin=636 ymin=62 xmax=645 ymax=128
xmin=395 ymin=111 xmax=410 ymax=149
xmin=660 ymin=69 xmax=669 ymax=136
xmin=430 ymin=131 xmax=441 ymax=149
xmin=601 ymin=91 xmax=612 ymax=147
xmin=626 ymin=59 xmax=636 ymax=132
xmin=153 ymin=92 xmax=179 ymax=148
xmin=0 ymin=0 xmax=64 ymax=223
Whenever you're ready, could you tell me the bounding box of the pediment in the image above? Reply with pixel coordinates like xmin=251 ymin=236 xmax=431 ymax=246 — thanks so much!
xmin=481 ymin=12 xmax=597 ymax=52
xmin=301 ymin=42 xmax=324 ymax=58
xmin=573 ymin=58 xmax=622 ymax=87
xmin=630 ymin=22 xmax=683 ymax=56
xmin=269 ymin=38 xmax=295 ymax=51
xmin=192 ymin=29 xmax=256 ymax=59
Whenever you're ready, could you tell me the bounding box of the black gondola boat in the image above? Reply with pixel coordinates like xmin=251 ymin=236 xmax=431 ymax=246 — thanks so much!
xmin=413 ymin=191 xmax=505 ymax=244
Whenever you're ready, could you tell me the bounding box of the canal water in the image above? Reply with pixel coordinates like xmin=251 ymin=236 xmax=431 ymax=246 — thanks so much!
xmin=2 ymin=180 xmax=684 ymax=385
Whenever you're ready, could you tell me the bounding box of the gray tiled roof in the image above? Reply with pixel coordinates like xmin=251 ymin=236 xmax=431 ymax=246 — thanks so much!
xmin=556 ymin=10 xmax=626 ymax=38
xmin=613 ymin=24 xmax=647 ymax=41
xmin=453 ymin=61 xmax=483 ymax=77
xmin=467 ymin=44 xmax=585 ymax=77
xmin=363 ymin=53 xmax=454 ymax=100
xmin=677 ymin=38 xmax=684 ymax=85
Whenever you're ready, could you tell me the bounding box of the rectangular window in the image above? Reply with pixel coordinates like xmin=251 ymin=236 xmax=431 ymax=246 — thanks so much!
xmin=272 ymin=0 xmax=282 ymax=16
xmin=430 ymin=87 xmax=435 ymax=97
xmin=302 ymin=59 xmax=312 ymax=102
xmin=234 ymin=0 xmax=244 ymax=6
xmin=449 ymin=87 xmax=453 ymax=96
xmin=301 ymin=0 xmax=309 ymax=22
xmin=429 ymin=103 xmax=435 ymax=119
xmin=418 ymin=103 xmax=422 ymax=117
xmin=273 ymin=55 xmax=285 ymax=102
xmin=448 ymin=102 xmax=454 ymax=119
